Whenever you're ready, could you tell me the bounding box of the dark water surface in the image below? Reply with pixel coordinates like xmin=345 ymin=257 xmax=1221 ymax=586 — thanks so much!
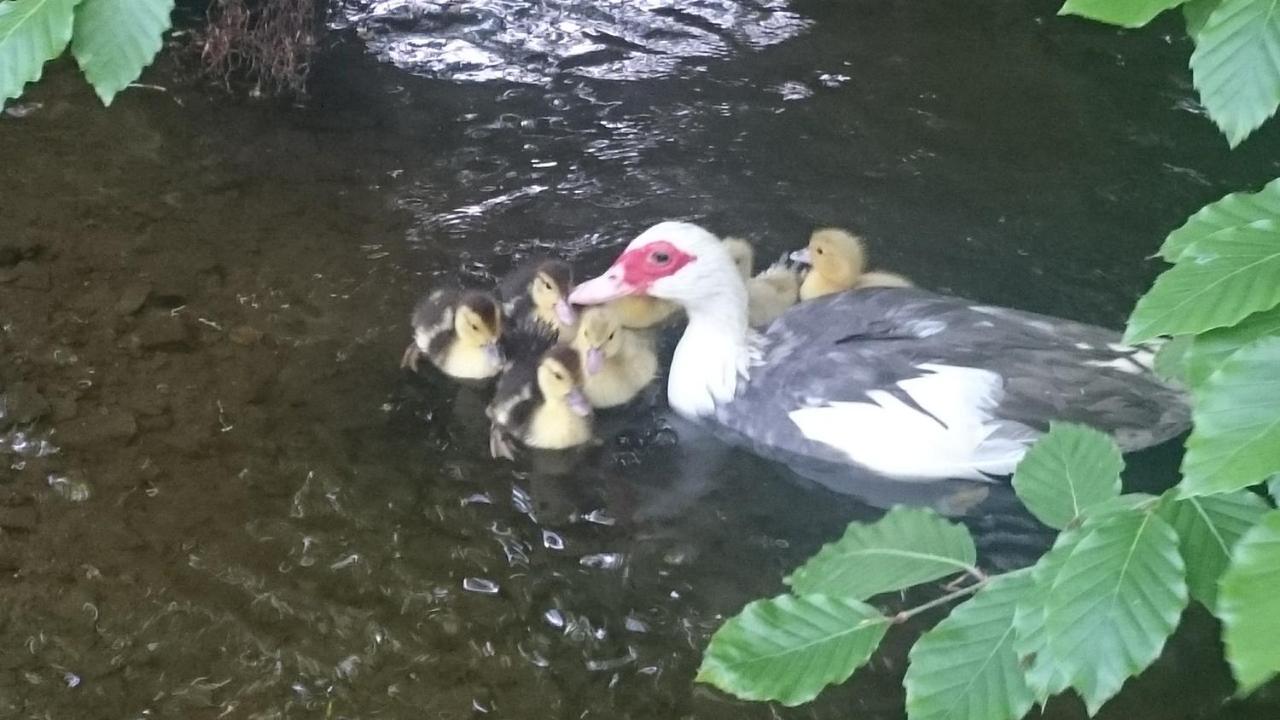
xmin=3 ymin=0 xmax=1279 ymax=717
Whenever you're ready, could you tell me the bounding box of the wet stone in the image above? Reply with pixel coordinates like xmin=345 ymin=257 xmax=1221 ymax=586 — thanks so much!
xmin=57 ymin=407 xmax=138 ymax=447
xmin=114 ymin=282 xmax=152 ymax=316
xmin=2 ymin=382 xmax=50 ymax=425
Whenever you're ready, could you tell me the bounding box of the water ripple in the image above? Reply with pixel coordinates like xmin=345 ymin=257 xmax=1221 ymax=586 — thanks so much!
xmin=333 ymin=0 xmax=811 ymax=83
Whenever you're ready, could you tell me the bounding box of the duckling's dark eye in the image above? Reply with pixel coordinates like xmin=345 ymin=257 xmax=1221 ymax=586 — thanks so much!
xmin=815 ymin=247 xmax=824 ymax=255
xmin=651 ymin=251 xmax=670 ymax=264
xmin=471 ymin=323 xmax=481 ymax=332
xmin=607 ymin=332 xmax=616 ymax=341
xmin=552 ymin=372 xmax=564 ymax=381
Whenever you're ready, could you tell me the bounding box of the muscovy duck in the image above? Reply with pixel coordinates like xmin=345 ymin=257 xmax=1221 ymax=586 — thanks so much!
xmin=792 ymin=228 xmax=913 ymax=301
xmin=498 ymin=257 xmax=578 ymax=339
xmin=401 ymin=288 xmax=504 ymax=380
xmin=722 ymin=236 xmax=802 ymax=328
xmin=568 ymin=221 xmax=1189 ymax=485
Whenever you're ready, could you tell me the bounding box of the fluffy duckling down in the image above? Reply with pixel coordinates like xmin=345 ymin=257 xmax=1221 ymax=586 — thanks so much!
xmin=401 ymin=288 xmax=504 ymax=380
xmin=487 ymin=340 xmax=593 ymax=459
xmin=605 ymin=295 xmax=681 ymax=330
xmin=498 ymin=257 xmax=578 ymax=339
xmin=722 ymin=236 xmax=801 ymax=328
xmin=792 ymin=228 xmax=913 ymax=301
xmin=571 ymin=306 xmax=658 ymax=409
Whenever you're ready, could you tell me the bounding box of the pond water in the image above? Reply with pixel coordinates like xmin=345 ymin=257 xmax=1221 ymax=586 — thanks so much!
xmin=2 ymin=0 xmax=1280 ymax=718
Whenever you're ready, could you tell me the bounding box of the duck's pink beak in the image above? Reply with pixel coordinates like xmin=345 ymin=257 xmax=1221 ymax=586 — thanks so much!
xmin=568 ymin=267 xmax=636 ymax=305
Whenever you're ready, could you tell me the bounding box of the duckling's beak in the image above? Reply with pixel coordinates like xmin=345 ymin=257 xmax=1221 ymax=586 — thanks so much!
xmin=484 ymin=341 xmax=503 ymax=365
xmin=567 ymin=388 xmax=592 ymax=417
xmin=789 ymin=248 xmax=812 ymax=266
xmin=554 ymin=298 xmax=577 ymax=326
xmin=586 ymin=347 xmax=605 ymax=375
xmin=569 ymin=269 xmax=633 ymax=305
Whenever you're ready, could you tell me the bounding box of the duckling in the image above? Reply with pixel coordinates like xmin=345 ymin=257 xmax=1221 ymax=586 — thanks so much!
xmin=401 ymin=288 xmax=504 ymax=380
xmin=498 ymin=257 xmax=577 ymax=338
xmin=487 ymin=343 xmax=593 ymax=459
xmin=792 ymin=228 xmax=913 ymax=301
xmin=722 ymin=236 xmax=801 ymax=328
xmin=605 ymin=295 xmax=682 ymax=330
xmin=571 ymin=306 xmax=659 ymax=409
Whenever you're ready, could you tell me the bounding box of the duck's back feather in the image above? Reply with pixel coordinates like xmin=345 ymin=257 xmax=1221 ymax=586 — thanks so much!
xmin=719 ymin=288 xmax=1188 ymax=483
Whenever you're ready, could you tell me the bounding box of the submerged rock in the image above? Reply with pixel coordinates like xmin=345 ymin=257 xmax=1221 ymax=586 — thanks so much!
xmin=0 ymin=505 xmax=37 ymax=531
xmin=114 ymin=282 xmax=152 ymax=316
xmin=57 ymin=407 xmax=138 ymax=446
xmin=129 ymin=314 xmax=192 ymax=352
xmin=1 ymin=383 xmax=50 ymax=427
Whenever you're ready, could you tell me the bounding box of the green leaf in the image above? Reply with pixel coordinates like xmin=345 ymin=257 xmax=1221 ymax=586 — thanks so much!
xmin=1126 ymin=219 xmax=1280 ymax=342
xmin=1158 ymin=490 xmax=1269 ymax=610
xmin=1013 ymin=530 xmax=1081 ymax=704
xmin=696 ymin=594 xmax=889 ymax=706
xmin=1058 ymin=0 xmax=1189 ymax=27
xmin=1159 ymin=178 xmax=1280 ymax=262
xmin=1219 ymin=509 xmax=1280 ymax=693
xmin=1181 ymin=336 xmax=1280 ymax=495
xmin=0 ymin=0 xmax=81 ymax=108
xmin=1269 ymin=476 xmax=1280 ymax=505
xmin=1154 ymin=335 xmax=1192 ymax=384
xmin=1184 ymin=305 xmax=1280 ymax=387
xmin=1183 ymin=0 xmax=1220 ymax=37
xmin=787 ymin=506 xmax=977 ymax=600
xmin=905 ymin=570 xmax=1036 ymax=720
xmin=70 ymin=0 xmax=173 ymax=106
xmin=1189 ymin=0 xmax=1280 ymax=148
xmin=1045 ymin=512 xmax=1188 ymax=715
xmin=1012 ymin=423 xmax=1124 ymax=530
xmin=1011 ymin=494 xmax=1156 ymax=706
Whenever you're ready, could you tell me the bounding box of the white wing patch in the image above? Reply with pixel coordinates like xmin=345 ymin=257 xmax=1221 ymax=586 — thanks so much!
xmin=787 ymin=364 xmax=1039 ymax=481
xmin=1085 ymin=357 xmax=1144 ymax=374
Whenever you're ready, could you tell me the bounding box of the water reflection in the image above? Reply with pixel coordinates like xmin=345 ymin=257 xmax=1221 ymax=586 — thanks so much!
xmin=332 ymin=0 xmax=811 ymax=83
xmin=2 ymin=0 xmax=1276 ymax=717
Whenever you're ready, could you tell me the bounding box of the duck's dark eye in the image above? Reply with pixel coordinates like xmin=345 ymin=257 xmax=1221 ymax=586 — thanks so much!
xmin=553 ymin=372 xmax=564 ymax=381
xmin=471 ymin=324 xmax=481 ymax=332
xmin=607 ymin=332 xmax=616 ymax=341
xmin=815 ymin=247 xmax=824 ymax=255
xmin=651 ymin=251 xmax=670 ymax=264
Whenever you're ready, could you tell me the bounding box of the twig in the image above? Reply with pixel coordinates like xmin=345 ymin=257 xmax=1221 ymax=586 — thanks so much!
xmin=890 ymin=580 xmax=989 ymax=624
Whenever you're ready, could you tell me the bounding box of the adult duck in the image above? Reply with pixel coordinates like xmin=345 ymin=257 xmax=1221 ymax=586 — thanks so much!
xmin=568 ymin=221 xmax=1189 ymax=486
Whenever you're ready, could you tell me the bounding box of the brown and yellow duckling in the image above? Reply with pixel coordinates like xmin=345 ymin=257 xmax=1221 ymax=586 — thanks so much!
xmin=722 ymin=236 xmax=801 ymax=328
xmin=791 ymin=228 xmax=913 ymax=301
xmin=498 ymin=257 xmax=578 ymax=338
xmin=570 ymin=306 xmax=658 ymax=409
xmin=401 ymin=288 xmax=504 ymax=380
xmin=487 ymin=340 xmax=594 ymax=459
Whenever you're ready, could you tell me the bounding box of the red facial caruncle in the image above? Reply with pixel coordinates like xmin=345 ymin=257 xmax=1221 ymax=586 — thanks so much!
xmin=612 ymin=240 xmax=696 ymax=293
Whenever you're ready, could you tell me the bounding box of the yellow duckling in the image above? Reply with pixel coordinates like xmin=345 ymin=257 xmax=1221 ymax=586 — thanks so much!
xmin=722 ymin=236 xmax=801 ymax=328
xmin=605 ymin=295 xmax=681 ymax=330
xmin=571 ymin=306 xmax=658 ymax=409
xmin=487 ymin=344 xmax=593 ymax=459
xmin=401 ymin=289 xmax=504 ymax=380
xmin=498 ymin=257 xmax=577 ymax=338
xmin=792 ymin=228 xmax=913 ymax=301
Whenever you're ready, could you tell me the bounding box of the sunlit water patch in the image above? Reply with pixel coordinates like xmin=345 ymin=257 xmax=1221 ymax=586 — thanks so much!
xmin=331 ymin=0 xmax=811 ymax=83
